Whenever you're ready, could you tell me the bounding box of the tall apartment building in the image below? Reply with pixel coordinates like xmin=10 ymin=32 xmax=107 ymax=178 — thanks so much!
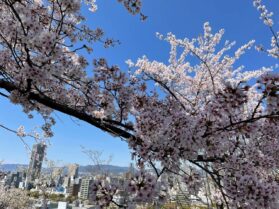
xmin=26 ymin=143 xmax=46 ymax=185
xmin=79 ymin=178 xmax=93 ymax=200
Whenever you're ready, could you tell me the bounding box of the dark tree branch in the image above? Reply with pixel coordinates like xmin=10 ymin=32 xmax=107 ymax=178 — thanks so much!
xmin=0 ymin=79 xmax=137 ymax=141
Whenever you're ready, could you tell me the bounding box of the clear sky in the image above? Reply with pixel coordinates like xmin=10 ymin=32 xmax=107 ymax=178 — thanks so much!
xmin=0 ymin=0 xmax=278 ymax=166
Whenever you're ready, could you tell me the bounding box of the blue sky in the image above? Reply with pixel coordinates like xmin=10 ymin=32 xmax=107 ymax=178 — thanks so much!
xmin=0 ymin=0 xmax=278 ymax=166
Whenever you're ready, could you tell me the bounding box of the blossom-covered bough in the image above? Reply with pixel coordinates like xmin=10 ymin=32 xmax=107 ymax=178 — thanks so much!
xmin=0 ymin=0 xmax=278 ymax=208
xmin=0 ymin=186 xmax=32 ymax=209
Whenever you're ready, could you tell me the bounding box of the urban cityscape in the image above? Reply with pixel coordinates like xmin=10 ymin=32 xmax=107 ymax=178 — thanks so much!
xmin=0 ymin=143 xmax=201 ymax=209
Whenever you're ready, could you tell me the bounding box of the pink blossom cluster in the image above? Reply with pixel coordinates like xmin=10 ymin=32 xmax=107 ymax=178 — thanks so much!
xmin=129 ymin=22 xmax=279 ymax=208
xmin=90 ymin=179 xmax=118 ymax=208
xmin=183 ymin=169 xmax=203 ymax=195
xmin=253 ymin=0 xmax=279 ymax=59
xmin=89 ymin=171 xmax=167 ymax=208
xmin=253 ymin=0 xmax=274 ymax=26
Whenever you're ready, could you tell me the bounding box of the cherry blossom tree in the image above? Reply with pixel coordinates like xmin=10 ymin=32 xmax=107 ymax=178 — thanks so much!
xmin=0 ymin=0 xmax=278 ymax=208
xmin=0 ymin=187 xmax=32 ymax=209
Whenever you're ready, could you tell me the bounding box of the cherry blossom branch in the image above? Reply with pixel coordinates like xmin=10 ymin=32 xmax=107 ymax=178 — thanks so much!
xmin=0 ymin=79 xmax=136 ymax=139
xmin=202 ymin=112 xmax=279 ymax=138
xmin=0 ymin=124 xmax=31 ymax=151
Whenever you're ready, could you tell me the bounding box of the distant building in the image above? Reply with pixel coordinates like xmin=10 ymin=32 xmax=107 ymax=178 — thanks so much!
xmin=57 ymin=201 xmax=68 ymax=209
xmin=113 ymin=189 xmax=129 ymax=205
xmin=68 ymin=182 xmax=80 ymax=197
xmin=0 ymin=171 xmax=6 ymax=180
xmin=18 ymin=181 xmax=25 ymax=189
xmin=63 ymin=176 xmax=70 ymax=188
xmin=79 ymin=178 xmax=93 ymax=200
xmin=52 ymin=167 xmax=63 ymax=187
xmin=4 ymin=171 xmax=25 ymax=188
xmin=26 ymin=143 xmax=46 ymax=188
xmin=68 ymin=164 xmax=79 ymax=179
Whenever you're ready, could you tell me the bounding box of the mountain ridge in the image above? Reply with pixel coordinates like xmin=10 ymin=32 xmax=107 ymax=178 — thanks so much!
xmin=0 ymin=164 xmax=130 ymax=174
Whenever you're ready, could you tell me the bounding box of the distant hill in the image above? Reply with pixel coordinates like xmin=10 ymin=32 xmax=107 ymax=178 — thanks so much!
xmin=0 ymin=164 xmax=27 ymax=172
xmin=0 ymin=164 xmax=130 ymax=174
xmin=79 ymin=165 xmax=130 ymax=174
